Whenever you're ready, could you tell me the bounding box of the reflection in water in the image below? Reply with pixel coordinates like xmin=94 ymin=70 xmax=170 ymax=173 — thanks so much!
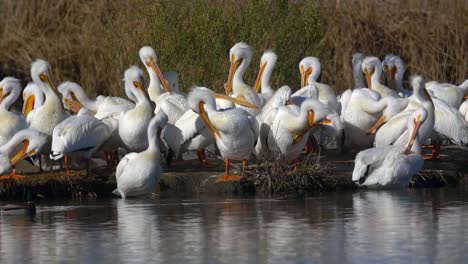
xmin=1 ymin=189 xmax=468 ymax=263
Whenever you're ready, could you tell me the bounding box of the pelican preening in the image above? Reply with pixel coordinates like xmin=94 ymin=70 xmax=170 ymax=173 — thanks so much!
xmin=0 ymin=129 xmax=47 ymax=179
xmin=0 ymin=42 xmax=466 ymax=192
xmin=353 ymin=107 xmax=427 ymax=186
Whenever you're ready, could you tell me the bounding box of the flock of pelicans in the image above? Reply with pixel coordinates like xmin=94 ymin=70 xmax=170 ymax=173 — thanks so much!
xmin=0 ymin=42 xmax=467 ymax=197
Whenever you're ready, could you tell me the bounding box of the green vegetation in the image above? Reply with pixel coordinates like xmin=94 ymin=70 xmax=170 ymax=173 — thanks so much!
xmin=0 ymin=0 xmax=466 ymax=97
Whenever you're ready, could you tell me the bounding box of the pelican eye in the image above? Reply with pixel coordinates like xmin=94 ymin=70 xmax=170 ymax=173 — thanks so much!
xmin=133 ymin=81 xmax=140 ymax=88
xmin=150 ymin=56 xmax=156 ymax=64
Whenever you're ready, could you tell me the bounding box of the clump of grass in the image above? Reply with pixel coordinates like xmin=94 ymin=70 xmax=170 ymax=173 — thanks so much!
xmin=248 ymin=152 xmax=333 ymax=195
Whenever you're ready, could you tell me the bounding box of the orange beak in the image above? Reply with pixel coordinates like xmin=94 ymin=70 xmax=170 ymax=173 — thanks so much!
xmin=253 ymin=62 xmax=266 ymax=93
xmin=300 ymin=65 xmax=313 ymax=88
xmin=147 ymin=57 xmax=170 ymax=93
xmin=367 ymin=115 xmax=387 ymax=135
xmin=10 ymin=140 xmax=30 ymax=165
xmin=364 ymin=68 xmax=374 ymax=89
xmin=404 ymin=115 xmax=422 ymax=155
xmin=199 ymin=101 xmax=221 ymax=138
xmin=226 ymin=55 xmax=243 ymax=96
xmin=213 ymin=93 xmax=259 ymax=109
xmin=23 ymin=95 xmax=35 ymax=116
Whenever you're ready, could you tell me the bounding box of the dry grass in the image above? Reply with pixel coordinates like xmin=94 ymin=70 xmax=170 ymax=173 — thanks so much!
xmin=0 ymin=0 xmax=466 ymax=97
xmin=248 ymin=152 xmax=335 ymax=194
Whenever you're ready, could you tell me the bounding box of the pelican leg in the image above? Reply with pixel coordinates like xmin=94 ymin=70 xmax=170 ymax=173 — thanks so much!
xmin=423 ymin=139 xmax=441 ymax=160
xmin=64 ymin=155 xmax=80 ymax=176
xmin=216 ymin=159 xmax=243 ymax=182
xmin=197 ymin=149 xmax=217 ymax=168
xmin=241 ymin=159 xmax=248 ymax=176
xmin=0 ymin=166 xmax=25 ymax=180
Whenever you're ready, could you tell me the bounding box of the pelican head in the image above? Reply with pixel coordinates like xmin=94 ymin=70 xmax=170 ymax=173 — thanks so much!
xmin=352 ymin=53 xmax=365 ymax=66
xmin=5 ymin=129 xmax=47 ymax=168
xmin=383 ymin=54 xmax=406 ymax=89
xmin=124 ymin=66 xmax=147 ymax=100
xmin=22 ymin=82 xmax=43 ymax=116
xmin=31 ymin=59 xmax=57 ymax=93
xmin=361 ymin=56 xmax=382 ymax=89
xmin=253 ymin=50 xmax=277 ymax=93
xmin=139 ymin=46 xmax=170 ymax=93
xmin=299 ymin=57 xmax=321 ymax=88
xmin=188 ymin=87 xmax=220 ymax=137
xmin=58 ymin=81 xmax=85 ymax=113
xmin=0 ymin=77 xmax=21 ymax=106
xmin=226 ymin=42 xmax=253 ymax=95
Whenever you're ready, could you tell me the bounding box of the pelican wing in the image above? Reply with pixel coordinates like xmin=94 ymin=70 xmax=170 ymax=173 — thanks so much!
xmin=161 ymin=123 xmax=183 ymax=156
xmin=115 ymin=152 xmax=138 ymax=181
xmin=459 ymin=101 xmax=468 ymax=120
xmin=352 ymin=145 xmax=395 ymax=182
xmin=51 ymin=115 xmax=112 ymax=158
xmin=433 ymin=98 xmax=468 ymax=145
xmin=374 ymin=110 xmax=412 ymax=147
xmin=174 ymin=110 xmax=206 ymax=143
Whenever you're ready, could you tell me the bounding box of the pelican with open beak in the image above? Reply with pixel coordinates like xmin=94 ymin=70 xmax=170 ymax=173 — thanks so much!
xmin=188 ymin=87 xmax=258 ymax=182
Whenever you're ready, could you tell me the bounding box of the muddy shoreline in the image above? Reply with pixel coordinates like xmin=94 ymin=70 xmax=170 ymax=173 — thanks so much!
xmin=0 ymin=146 xmax=466 ymax=201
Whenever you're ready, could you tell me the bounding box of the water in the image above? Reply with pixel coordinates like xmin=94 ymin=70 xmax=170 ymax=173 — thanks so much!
xmin=1 ymin=188 xmax=468 ymax=263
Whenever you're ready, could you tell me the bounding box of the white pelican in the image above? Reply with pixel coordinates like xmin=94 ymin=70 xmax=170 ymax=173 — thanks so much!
xmin=340 ymin=88 xmax=382 ymax=150
xmin=58 ymin=81 xmax=134 ymax=119
xmin=113 ymin=112 xmax=168 ymax=198
xmin=253 ymin=85 xmax=293 ymax=159
xmin=299 ymin=57 xmax=339 ymax=111
xmin=138 ymin=46 xmax=171 ymax=102
xmin=0 ymin=129 xmax=47 ymax=179
xmin=253 ymin=50 xmax=277 ymax=105
xmin=361 ymin=56 xmax=399 ymax=97
xmin=374 ymin=76 xmax=435 ymax=148
xmin=50 ymin=108 xmax=113 ymax=175
xmin=225 ymin=42 xmax=261 ymax=116
xmin=426 ymin=79 xmax=468 ymax=108
xmin=352 ymin=107 xmax=427 ymax=186
xmin=22 ymin=82 xmax=44 ymax=124
xmin=0 ymin=77 xmax=28 ymax=146
xmin=28 ymin=59 xmax=66 ymax=137
xmin=118 ymin=66 xmax=154 ymax=152
xmin=382 ymin=54 xmax=412 ymax=97
xmin=374 ymin=76 xmax=468 ymax=158
xmin=188 ymin=87 xmax=258 ymax=181
xmin=139 ymin=46 xmax=189 ymax=123
xmin=365 ymin=97 xmax=410 ymax=134
xmin=266 ymin=98 xmax=342 ymax=162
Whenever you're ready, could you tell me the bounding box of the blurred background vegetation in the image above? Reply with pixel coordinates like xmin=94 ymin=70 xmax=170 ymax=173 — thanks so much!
xmin=0 ymin=0 xmax=466 ymax=97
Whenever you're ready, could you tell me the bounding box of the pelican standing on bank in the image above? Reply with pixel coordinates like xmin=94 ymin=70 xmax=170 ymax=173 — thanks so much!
xmin=188 ymin=87 xmax=258 ymax=181
xmin=0 ymin=129 xmax=47 ymax=179
xmin=114 ymin=113 xmax=168 ymax=198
